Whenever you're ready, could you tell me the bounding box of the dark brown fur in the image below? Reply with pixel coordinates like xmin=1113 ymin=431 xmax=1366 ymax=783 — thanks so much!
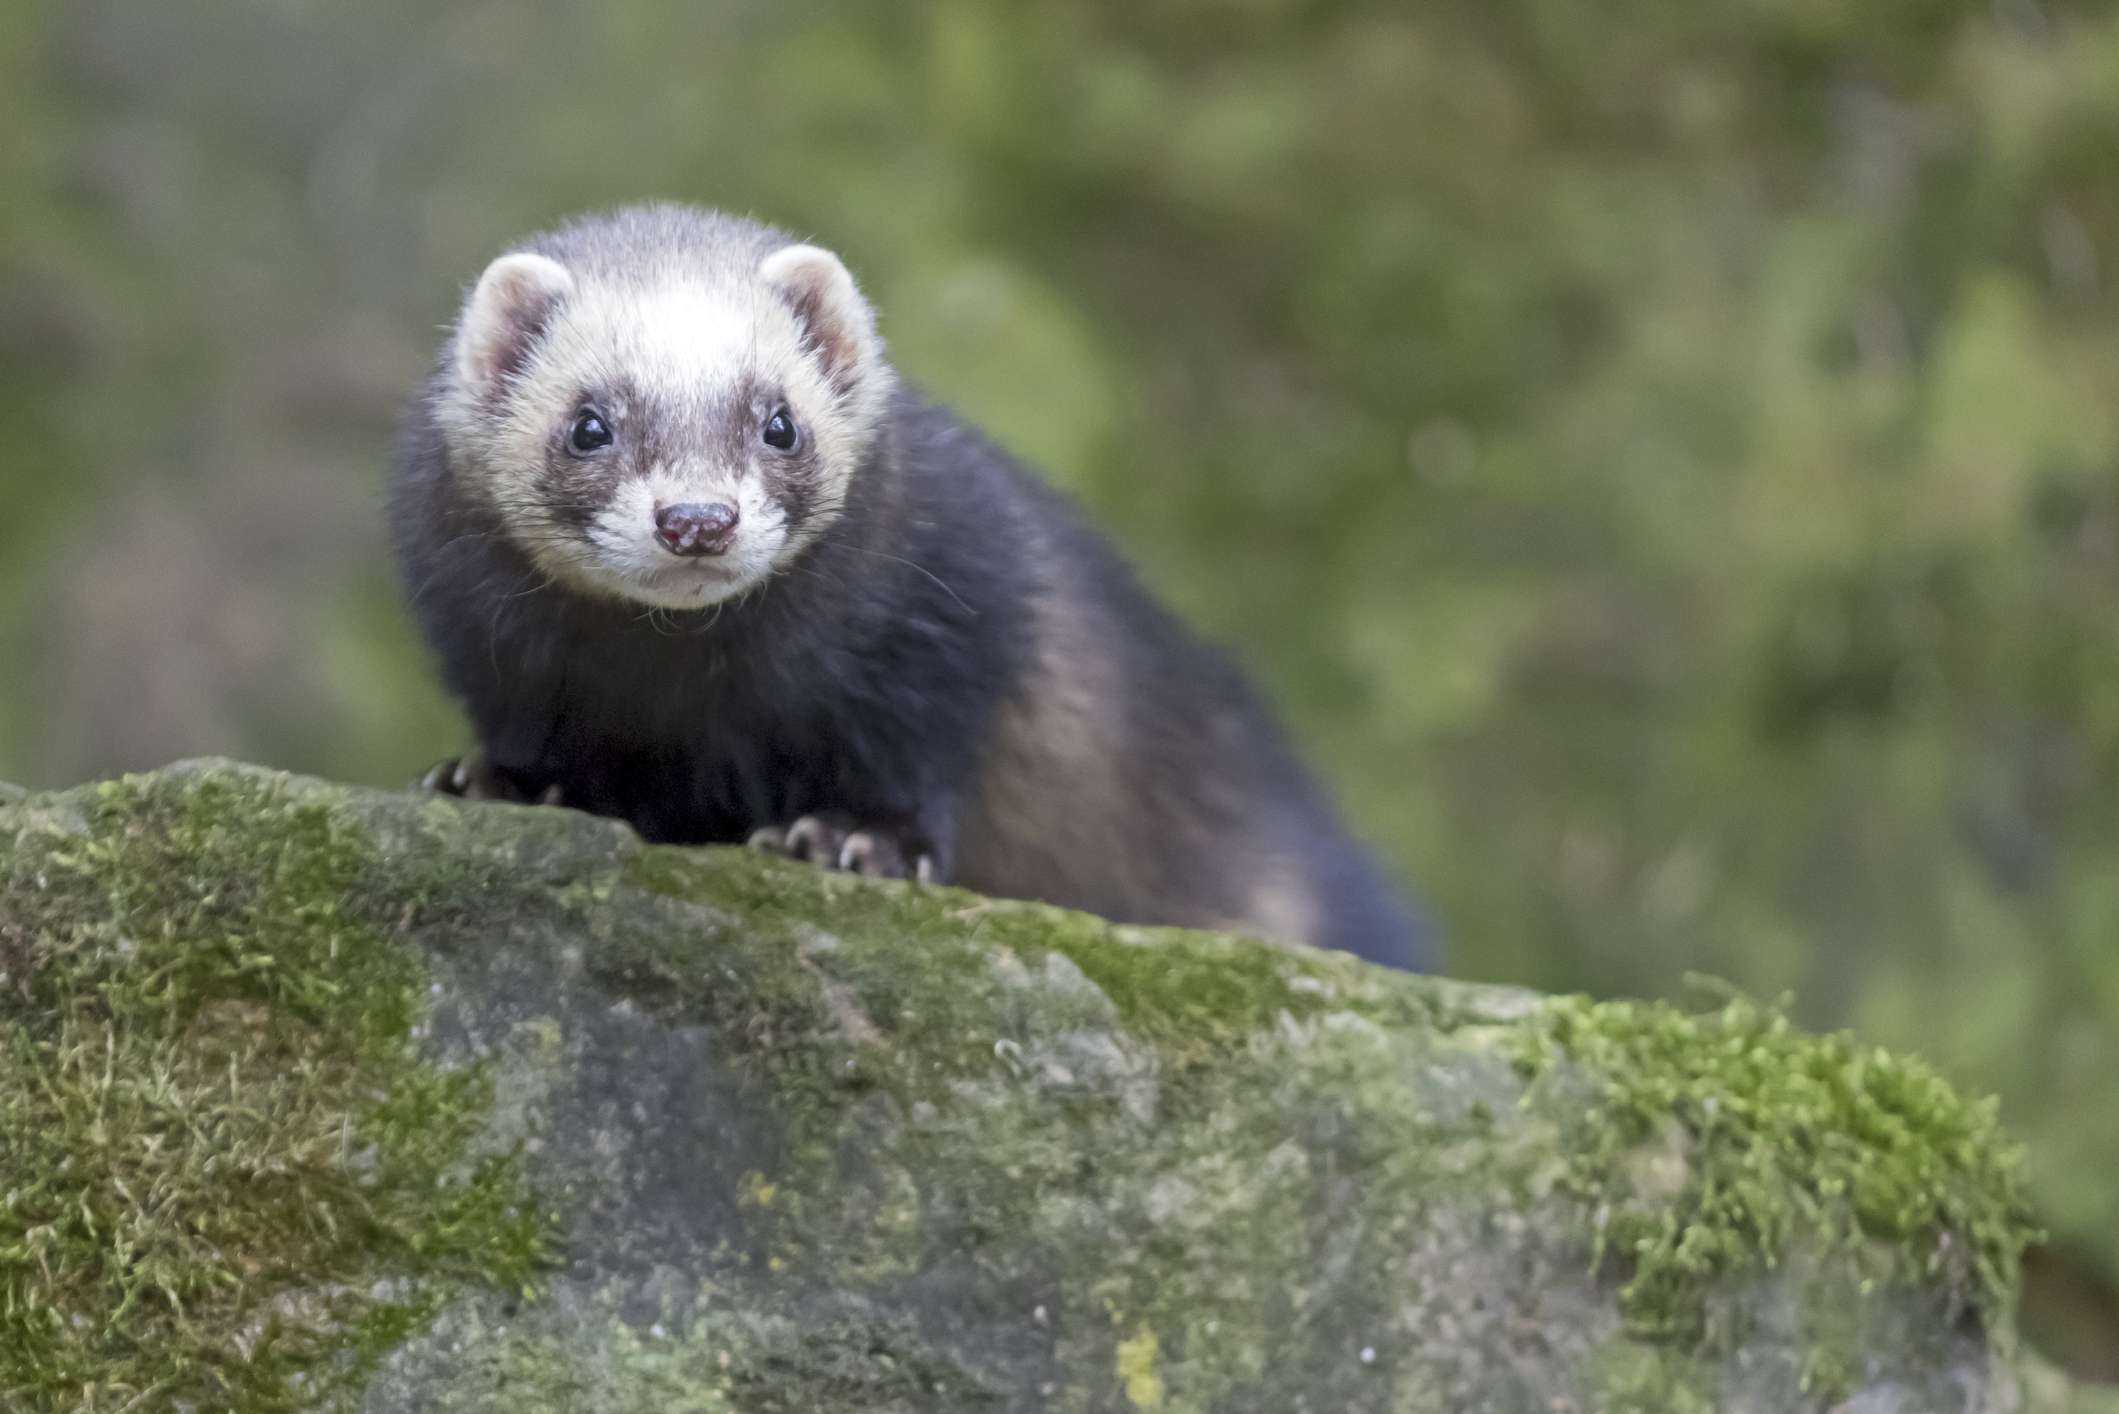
xmin=394 ymin=206 xmax=1428 ymax=968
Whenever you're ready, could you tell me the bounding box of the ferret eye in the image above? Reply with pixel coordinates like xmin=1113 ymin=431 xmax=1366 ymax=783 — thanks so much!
xmin=762 ymin=406 xmax=799 ymax=452
xmin=568 ymin=409 xmax=613 ymax=455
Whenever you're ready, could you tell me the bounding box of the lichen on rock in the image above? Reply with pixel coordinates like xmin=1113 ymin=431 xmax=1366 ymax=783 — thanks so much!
xmin=0 ymin=761 xmax=2087 ymax=1411
xmin=0 ymin=765 xmax=547 ymax=1411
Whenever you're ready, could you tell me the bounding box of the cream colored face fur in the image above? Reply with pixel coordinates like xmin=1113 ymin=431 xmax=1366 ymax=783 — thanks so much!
xmin=436 ymin=240 xmax=890 ymax=610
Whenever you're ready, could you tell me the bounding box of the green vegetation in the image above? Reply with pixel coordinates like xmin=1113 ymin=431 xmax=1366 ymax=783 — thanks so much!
xmin=0 ymin=771 xmax=546 ymax=1410
xmin=1517 ymin=991 xmax=2037 ymax=1339
xmin=2 ymin=0 xmax=2117 ymax=1371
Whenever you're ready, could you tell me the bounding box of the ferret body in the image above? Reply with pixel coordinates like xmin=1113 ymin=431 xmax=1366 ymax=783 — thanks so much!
xmin=392 ymin=204 xmax=1426 ymax=968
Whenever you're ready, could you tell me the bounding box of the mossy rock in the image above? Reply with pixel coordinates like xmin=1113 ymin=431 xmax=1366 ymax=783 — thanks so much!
xmin=0 ymin=761 xmax=2098 ymax=1411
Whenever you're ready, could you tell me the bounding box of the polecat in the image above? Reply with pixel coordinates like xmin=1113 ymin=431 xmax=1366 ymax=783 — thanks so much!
xmin=391 ymin=203 xmax=1427 ymax=969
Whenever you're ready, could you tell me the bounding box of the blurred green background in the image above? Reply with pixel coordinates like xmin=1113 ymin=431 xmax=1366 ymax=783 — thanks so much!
xmin=3 ymin=0 xmax=2117 ymax=1376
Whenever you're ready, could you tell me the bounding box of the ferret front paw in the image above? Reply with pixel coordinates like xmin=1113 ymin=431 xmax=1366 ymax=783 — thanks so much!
xmin=748 ymin=813 xmax=936 ymax=883
xmin=416 ymin=752 xmax=564 ymax=806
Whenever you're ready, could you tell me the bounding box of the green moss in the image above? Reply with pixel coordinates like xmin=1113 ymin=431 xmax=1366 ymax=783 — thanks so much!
xmin=0 ymin=770 xmax=548 ymax=1411
xmin=626 ymin=834 xmax=1430 ymax=1084
xmin=1588 ymin=1345 xmax=1718 ymax=1414
xmin=1034 ymin=927 xmax=1328 ymax=1059
xmin=1798 ymin=1343 xmax=1855 ymax=1404
xmin=1514 ymin=990 xmax=2038 ymax=1341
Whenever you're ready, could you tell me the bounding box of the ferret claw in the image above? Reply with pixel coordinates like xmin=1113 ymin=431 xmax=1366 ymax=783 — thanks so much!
xmin=784 ymin=815 xmax=843 ymax=864
xmin=750 ymin=813 xmax=934 ymax=882
xmin=416 ymin=754 xmax=483 ymax=797
xmin=416 ymin=752 xmax=562 ymax=807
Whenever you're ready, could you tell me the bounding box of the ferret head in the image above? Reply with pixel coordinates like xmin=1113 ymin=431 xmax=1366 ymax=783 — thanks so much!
xmin=434 ymin=207 xmax=893 ymax=610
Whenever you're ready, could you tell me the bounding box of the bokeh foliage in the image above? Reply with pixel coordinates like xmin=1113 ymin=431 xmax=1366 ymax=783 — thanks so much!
xmin=2 ymin=0 xmax=2117 ymax=1369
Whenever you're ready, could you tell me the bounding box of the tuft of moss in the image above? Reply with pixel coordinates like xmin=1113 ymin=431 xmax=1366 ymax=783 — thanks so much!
xmin=1513 ymin=989 xmax=2038 ymax=1341
xmin=0 ymin=770 xmax=548 ymax=1412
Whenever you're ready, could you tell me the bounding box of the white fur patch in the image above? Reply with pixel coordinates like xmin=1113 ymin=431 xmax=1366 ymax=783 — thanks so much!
xmin=758 ymin=244 xmax=882 ymax=394
xmin=436 ymin=225 xmax=894 ymax=610
xmin=456 ymin=253 xmax=573 ymax=392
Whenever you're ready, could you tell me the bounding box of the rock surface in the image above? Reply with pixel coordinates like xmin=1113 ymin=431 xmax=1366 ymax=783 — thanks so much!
xmin=0 ymin=761 xmax=2099 ymax=1412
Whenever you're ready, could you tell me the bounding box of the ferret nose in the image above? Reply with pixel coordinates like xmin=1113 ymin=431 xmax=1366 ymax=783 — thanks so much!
xmin=653 ymin=502 xmax=739 ymax=558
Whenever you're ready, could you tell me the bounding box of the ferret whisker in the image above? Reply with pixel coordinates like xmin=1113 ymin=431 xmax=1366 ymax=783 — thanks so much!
xmin=832 ymin=545 xmax=974 ymax=614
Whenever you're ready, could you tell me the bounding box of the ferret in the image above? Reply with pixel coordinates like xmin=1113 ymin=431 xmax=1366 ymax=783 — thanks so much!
xmin=391 ymin=203 xmax=1427 ymax=969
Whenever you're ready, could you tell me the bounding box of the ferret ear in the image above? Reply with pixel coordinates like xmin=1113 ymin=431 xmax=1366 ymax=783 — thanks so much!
xmin=456 ymin=252 xmax=574 ymax=395
xmin=759 ymin=243 xmax=881 ymax=395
